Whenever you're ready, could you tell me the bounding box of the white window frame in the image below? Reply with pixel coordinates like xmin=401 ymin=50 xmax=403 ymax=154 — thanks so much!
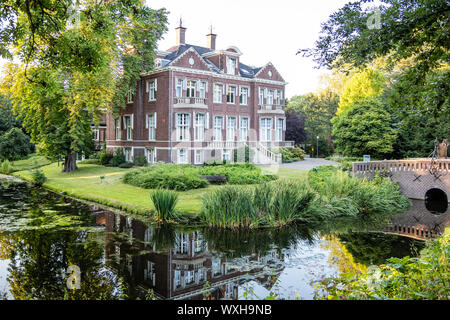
xmin=178 ymin=148 xmax=188 ymax=164
xmin=124 ymin=115 xmax=133 ymax=141
xmin=198 ymin=81 xmax=206 ymax=99
xmin=276 ymin=118 xmax=284 ymax=141
xmin=123 ymin=147 xmax=133 ymax=162
xmin=186 ymin=80 xmax=196 ymax=98
xmin=267 ymin=89 xmax=274 ymax=105
xmin=213 ymin=84 xmax=223 ymax=103
xmin=226 ymin=57 xmax=236 ymax=75
xmin=259 ymin=88 xmax=264 ymax=105
xmin=194 ymin=113 xmax=205 ymax=142
xmin=226 ymin=85 xmax=236 ymax=104
xmin=148 ymin=80 xmax=157 ymax=101
xmin=226 ymin=116 xmax=236 ymax=141
xmin=240 ymin=87 xmax=248 ymax=105
xmin=260 ymin=117 xmax=272 ymax=142
xmin=146 ymin=148 xmax=157 ymax=164
xmin=176 ymin=79 xmax=183 ymax=98
xmin=240 ymin=117 xmax=249 ymax=142
xmin=222 ymin=149 xmax=230 ymax=161
xmin=176 ymin=113 xmax=190 ymax=142
xmin=194 ymin=149 xmax=204 ymax=165
xmin=146 ymin=113 xmax=157 ymax=141
xmin=213 ymin=116 xmax=224 ymax=141
xmin=115 ymin=118 xmax=121 ymax=140
xmin=93 ymin=128 xmax=99 ymax=141
xmin=127 ymin=89 xmax=133 ymax=104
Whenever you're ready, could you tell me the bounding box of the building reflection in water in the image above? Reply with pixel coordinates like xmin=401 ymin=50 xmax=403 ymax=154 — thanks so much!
xmin=98 ymin=212 xmax=284 ymax=300
xmin=93 ymin=198 xmax=449 ymax=300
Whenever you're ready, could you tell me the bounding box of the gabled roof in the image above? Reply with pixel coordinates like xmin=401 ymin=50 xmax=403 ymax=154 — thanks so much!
xmin=159 ymin=43 xmax=274 ymax=80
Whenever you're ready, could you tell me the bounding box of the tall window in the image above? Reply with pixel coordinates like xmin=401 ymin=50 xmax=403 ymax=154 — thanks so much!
xmin=227 ymin=117 xmax=236 ymax=141
xmin=194 ymin=113 xmax=205 ymax=141
xmin=146 ymin=148 xmax=156 ymax=164
xmin=259 ymin=88 xmax=264 ymax=105
xmin=275 ymin=90 xmax=281 ymax=105
xmin=199 ymin=82 xmax=206 ymax=99
xmin=195 ymin=150 xmax=203 ymax=165
xmin=124 ymin=115 xmax=133 ymax=140
xmin=124 ymin=147 xmax=132 ymax=162
xmin=147 ymin=113 xmax=156 ymax=141
xmin=115 ymin=118 xmax=121 ymax=140
xmin=226 ymin=85 xmax=236 ymax=104
xmin=186 ymin=80 xmax=196 ymax=98
xmin=176 ymin=79 xmax=183 ymax=98
xmin=240 ymin=87 xmax=248 ymax=105
xmin=176 ymin=113 xmax=190 ymax=141
xmin=178 ymin=148 xmax=187 ymax=164
xmin=93 ymin=129 xmax=99 ymax=141
xmin=175 ymin=233 xmax=189 ymax=254
xmin=148 ymin=80 xmax=156 ymax=101
xmin=213 ymin=84 xmax=223 ymax=103
xmin=276 ymin=118 xmax=284 ymax=141
xmin=222 ymin=149 xmax=230 ymax=161
xmin=213 ymin=116 xmax=223 ymax=141
xmin=267 ymin=89 xmax=274 ymax=105
xmin=240 ymin=117 xmax=249 ymax=141
xmin=260 ymin=118 xmax=272 ymax=142
xmin=226 ymin=57 xmax=236 ymax=75
xmin=127 ymin=89 xmax=133 ymax=103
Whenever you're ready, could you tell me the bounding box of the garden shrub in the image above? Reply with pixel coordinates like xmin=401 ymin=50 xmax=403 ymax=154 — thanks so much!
xmin=118 ymin=162 xmax=134 ymax=168
xmin=99 ymin=150 xmax=113 ymax=165
xmin=78 ymin=158 xmax=100 ymax=165
xmin=134 ymin=155 xmax=147 ymax=167
xmin=31 ymin=169 xmax=47 ymax=186
xmin=150 ymin=189 xmax=179 ymax=221
xmin=276 ymin=147 xmax=306 ymax=163
xmin=0 ymin=160 xmax=13 ymax=174
xmin=109 ymin=148 xmax=126 ymax=167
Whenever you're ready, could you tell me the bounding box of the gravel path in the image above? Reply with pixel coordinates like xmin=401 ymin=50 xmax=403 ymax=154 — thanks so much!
xmin=279 ymin=157 xmax=339 ymax=170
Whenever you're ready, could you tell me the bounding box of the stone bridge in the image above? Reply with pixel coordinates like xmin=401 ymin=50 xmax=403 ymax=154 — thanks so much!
xmin=352 ymin=159 xmax=450 ymax=202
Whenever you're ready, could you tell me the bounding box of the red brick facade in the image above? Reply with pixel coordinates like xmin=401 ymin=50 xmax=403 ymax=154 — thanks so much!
xmin=106 ymin=28 xmax=292 ymax=165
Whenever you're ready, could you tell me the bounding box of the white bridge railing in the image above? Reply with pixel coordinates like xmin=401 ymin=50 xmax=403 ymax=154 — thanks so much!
xmin=353 ymin=159 xmax=450 ymax=174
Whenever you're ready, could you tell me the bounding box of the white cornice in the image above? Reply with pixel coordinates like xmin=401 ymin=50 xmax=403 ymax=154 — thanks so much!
xmin=141 ymin=66 xmax=287 ymax=86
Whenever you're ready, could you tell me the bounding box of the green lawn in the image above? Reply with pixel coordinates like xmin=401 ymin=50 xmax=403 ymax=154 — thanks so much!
xmin=13 ymin=163 xmax=308 ymax=217
xmin=11 ymin=154 xmax=53 ymax=172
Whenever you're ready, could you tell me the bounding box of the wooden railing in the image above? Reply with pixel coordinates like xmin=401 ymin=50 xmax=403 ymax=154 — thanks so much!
xmin=353 ymin=159 xmax=450 ymax=174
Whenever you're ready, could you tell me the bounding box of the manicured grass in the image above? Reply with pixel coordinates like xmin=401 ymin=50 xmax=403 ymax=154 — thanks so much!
xmin=13 ymin=162 xmax=310 ymax=219
xmin=11 ymin=154 xmax=53 ymax=172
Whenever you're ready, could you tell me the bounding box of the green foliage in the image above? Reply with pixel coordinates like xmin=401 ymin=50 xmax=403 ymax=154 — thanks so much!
xmin=118 ymin=162 xmax=134 ymax=169
xmin=150 ymin=189 xmax=179 ymax=221
xmin=201 ymin=186 xmax=258 ymax=228
xmin=332 ymin=98 xmax=397 ymax=158
xmin=123 ymin=163 xmax=276 ymax=191
xmin=123 ymin=164 xmax=209 ymax=191
xmin=275 ymin=147 xmax=306 ymax=163
xmin=0 ymin=1 xmax=168 ymax=172
xmin=314 ymin=229 xmax=450 ymax=300
xmin=301 ymin=0 xmax=449 ymax=121
xmin=30 ymin=169 xmax=47 ymax=186
xmin=0 ymin=159 xmax=13 ymax=174
xmin=338 ymin=68 xmax=386 ymax=114
xmin=0 ymin=127 xmax=32 ymax=161
xmin=134 ymin=155 xmax=147 ymax=167
xmin=287 ymin=90 xmax=338 ymax=155
xmin=77 ymin=158 xmax=100 ymax=165
xmin=99 ymin=150 xmax=113 ymax=166
xmin=109 ymin=148 xmax=126 ymax=167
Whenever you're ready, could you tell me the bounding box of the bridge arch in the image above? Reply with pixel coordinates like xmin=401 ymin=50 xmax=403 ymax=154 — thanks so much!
xmin=425 ymin=188 xmax=448 ymax=214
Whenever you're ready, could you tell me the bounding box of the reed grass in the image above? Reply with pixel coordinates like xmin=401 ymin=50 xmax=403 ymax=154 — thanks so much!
xmin=150 ymin=189 xmax=179 ymax=221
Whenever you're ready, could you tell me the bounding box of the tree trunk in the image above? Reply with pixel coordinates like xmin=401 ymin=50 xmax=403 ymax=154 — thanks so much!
xmin=62 ymin=152 xmax=78 ymax=173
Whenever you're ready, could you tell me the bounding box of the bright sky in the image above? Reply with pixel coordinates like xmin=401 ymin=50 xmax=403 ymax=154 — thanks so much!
xmin=146 ymin=0 xmax=350 ymax=98
xmin=0 ymin=0 xmax=351 ymax=98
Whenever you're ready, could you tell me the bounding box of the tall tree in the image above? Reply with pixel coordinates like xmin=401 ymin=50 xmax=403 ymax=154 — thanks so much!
xmin=300 ymin=0 xmax=449 ymax=120
xmin=0 ymin=0 xmax=168 ymax=172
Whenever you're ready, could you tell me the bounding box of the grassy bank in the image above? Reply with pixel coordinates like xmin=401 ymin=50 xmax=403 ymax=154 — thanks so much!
xmin=12 ymin=162 xmax=307 ymax=218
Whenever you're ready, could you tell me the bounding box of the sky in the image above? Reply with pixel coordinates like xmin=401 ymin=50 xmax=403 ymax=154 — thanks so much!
xmin=0 ymin=0 xmax=351 ymax=98
xmin=145 ymin=0 xmax=351 ymax=98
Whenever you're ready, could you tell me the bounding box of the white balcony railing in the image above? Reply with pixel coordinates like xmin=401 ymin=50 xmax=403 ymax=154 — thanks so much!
xmin=176 ymin=97 xmax=206 ymax=105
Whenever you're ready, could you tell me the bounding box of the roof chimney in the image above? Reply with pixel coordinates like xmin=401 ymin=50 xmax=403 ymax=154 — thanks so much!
xmin=206 ymin=26 xmax=216 ymax=50
xmin=176 ymin=19 xmax=186 ymax=45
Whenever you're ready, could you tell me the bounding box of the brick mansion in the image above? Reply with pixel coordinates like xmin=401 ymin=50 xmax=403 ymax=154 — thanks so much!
xmin=104 ymin=25 xmax=293 ymax=165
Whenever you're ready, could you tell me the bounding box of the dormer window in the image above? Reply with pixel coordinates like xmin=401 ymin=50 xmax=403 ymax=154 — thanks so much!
xmin=226 ymin=57 xmax=236 ymax=75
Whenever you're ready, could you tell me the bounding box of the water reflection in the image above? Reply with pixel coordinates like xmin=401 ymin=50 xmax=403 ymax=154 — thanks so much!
xmin=0 ymin=181 xmax=448 ymax=300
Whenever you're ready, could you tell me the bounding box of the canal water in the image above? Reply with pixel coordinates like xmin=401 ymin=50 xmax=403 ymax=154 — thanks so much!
xmin=0 ymin=179 xmax=448 ymax=300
